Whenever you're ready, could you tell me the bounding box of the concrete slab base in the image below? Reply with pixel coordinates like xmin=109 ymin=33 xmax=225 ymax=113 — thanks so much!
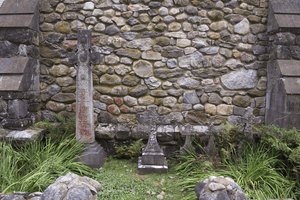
xmin=138 ymin=157 xmax=168 ymax=175
xmin=77 ymin=142 xmax=107 ymax=168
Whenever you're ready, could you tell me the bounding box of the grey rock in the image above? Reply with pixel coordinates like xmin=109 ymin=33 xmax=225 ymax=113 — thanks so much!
xmin=183 ymin=91 xmax=200 ymax=105
xmin=112 ymin=4 xmax=127 ymax=12
xmin=200 ymin=47 xmax=219 ymax=55
xmin=156 ymin=37 xmax=170 ymax=46
xmin=275 ymin=32 xmax=296 ymax=45
xmin=126 ymin=17 xmax=140 ymax=26
xmin=120 ymin=32 xmax=140 ymax=41
xmin=141 ymin=31 xmax=162 ymax=38
xmin=221 ymin=70 xmax=258 ymax=90
xmin=194 ymin=176 xmax=247 ymax=200
xmin=99 ymin=111 xmax=117 ymax=123
xmin=95 ymin=124 xmax=116 ymax=139
xmin=45 ymin=84 xmax=61 ymax=96
xmin=0 ymin=41 xmax=18 ymax=58
xmin=252 ymin=45 xmax=265 ymax=55
xmin=192 ymin=38 xmax=209 ymax=49
xmin=154 ymin=68 xmax=185 ymax=79
xmin=208 ymin=93 xmax=222 ymax=105
xmin=149 ymin=1 xmax=162 ymax=8
xmin=133 ymin=60 xmax=153 ymax=78
xmin=129 ymin=85 xmax=148 ymax=97
xmin=122 ymin=75 xmax=140 ymax=86
xmin=224 ymin=14 xmax=243 ymax=24
xmin=99 ymin=74 xmax=121 ymax=85
xmin=224 ymin=59 xmax=244 ymax=70
xmin=51 ymin=93 xmax=76 ymax=103
xmin=131 ymin=25 xmax=147 ymax=32
xmin=163 ymin=16 xmax=175 ymax=23
xmin=114 ymin=48 xmax=141 ymax=59
xmin=178 ymin=51 xmax=203 ymax=69
xmin=111 ymin=86 xmax=129 ymax=96
xmin=145 ymin=77 xmax=161 ymax=89
xmin=167 ymin=89 xmax=184 ymax=97
xmin=290 ymin=46 xmax=300 ymax=60
xmin=127 ymin=38 xmax=154 ymax=51
xmin=188 ymin=16 xmax=202 ymax=24
xmin=212 ymin=54 xmax=225 ymax=68
xmin=234 ymin=18 xmax=250 ymax=35
xmin=250 ymin=24 xmax=266 ymax=35
xmin=185 ymin=6 xmax=198 ymax=15
xmin=41 ymin=172 xmax=101 ymax=200
xmin=105 ymin=25 xmax=120 ymax=35
xmin=142 ymin=51 xmax=161 ymax=60
xmin=94 ymin=101 xmax=107 ymax=110
xmin=167 ymin=58 xmax=177 ymax=68
xmin=161 ymin=46 xmax=184 ymax=58
xmin=177 ymin=77 xmax=201 ymax=89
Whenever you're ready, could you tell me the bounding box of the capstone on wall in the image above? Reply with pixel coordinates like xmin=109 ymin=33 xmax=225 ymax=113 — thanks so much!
xmin=39 ymin=0 xmax=268 ymax=145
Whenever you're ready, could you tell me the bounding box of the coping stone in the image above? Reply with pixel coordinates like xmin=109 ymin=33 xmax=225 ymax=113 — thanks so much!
xmin=5 ymin=128 xmax=45 ymax=143
xmin=0 ymin=57 xmax=38 ymax=91
xmin=0 ymin=0 xmax=38 ymax=14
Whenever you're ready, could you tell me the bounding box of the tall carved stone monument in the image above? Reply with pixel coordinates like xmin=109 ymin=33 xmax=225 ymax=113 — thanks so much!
xmin=138 ymin=105 xmax=168 ymax=174
xmin=68 ymin=30 xmax=106 ymax=168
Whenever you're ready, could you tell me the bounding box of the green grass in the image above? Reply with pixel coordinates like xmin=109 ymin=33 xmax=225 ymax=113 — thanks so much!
xmin=1 ymin=120 xmax=300 ymax=199
xmin=173 ymin=142 xmax=300 ymax=200
xmin=0 ymin=135 xmax=95 ymax=193
xmin=95 ymin=157 xmax=189 ymax=200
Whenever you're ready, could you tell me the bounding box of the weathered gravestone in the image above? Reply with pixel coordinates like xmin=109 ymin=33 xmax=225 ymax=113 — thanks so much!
xmin=138 ymin=105 xmax=168 ymax=174
xmin=68 ymin=30 xmax=106 ymax=168
xmin=179 ymin=124 xmax=195 ymax=155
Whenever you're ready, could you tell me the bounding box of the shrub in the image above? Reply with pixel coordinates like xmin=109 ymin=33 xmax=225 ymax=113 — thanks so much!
xmin=114 ymin=139 xmax=145 ymax=161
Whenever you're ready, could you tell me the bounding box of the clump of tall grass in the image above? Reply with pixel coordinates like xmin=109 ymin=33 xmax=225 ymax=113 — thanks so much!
xmin=218 ymin=143 xmax=297 ymax=199
xmin=174 ymin=123 xmax=300 ymax=200
xmin=0 ymin=134 xmax=95 ymax=193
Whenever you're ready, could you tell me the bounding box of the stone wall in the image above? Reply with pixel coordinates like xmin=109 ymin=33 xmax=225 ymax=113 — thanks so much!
xmin=38 ymin=0 xmax=268 ymax=149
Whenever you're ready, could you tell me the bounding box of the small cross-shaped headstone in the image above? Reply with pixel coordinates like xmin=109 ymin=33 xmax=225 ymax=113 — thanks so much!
xmin=68 ymin=30 xmax=106 ymax=168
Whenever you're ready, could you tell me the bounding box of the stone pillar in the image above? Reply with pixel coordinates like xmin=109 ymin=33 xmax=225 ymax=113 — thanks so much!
xmin=68 ymin=30 xmax=106 ymax=168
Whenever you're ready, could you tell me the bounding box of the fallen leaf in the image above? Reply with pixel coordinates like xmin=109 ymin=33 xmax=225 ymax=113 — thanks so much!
xmin=157 ymin=194 xmax=163 ymax=199
xmin=154 ymin=182 xmax=160 ymax=187
xmin=152 ymin=192 xmax=156 ymax=195
xmin=146 ymin=191 xmax=151 ymax=194
xmin=160 ymin=179 xmax=165 ymax=186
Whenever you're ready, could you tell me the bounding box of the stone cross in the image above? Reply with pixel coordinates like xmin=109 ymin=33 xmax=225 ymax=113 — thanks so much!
xmin=138 ymin=105 xmax=168 ymax=174
xmin=68 ymin=30 xmax=102 ymax=143
xmin=68 ymin=30 xmax=106 ymax=168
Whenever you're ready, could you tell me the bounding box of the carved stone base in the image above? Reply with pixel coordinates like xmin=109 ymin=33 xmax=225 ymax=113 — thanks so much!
xmin=77 ymin=142 xmax=107 ymax=168
xmin=138 ymin=157 xmax=168 ymax=175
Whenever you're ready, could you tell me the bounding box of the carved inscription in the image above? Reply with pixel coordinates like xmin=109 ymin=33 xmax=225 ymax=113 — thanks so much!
xmin=287 ymin=101 xmax=300 ymax=112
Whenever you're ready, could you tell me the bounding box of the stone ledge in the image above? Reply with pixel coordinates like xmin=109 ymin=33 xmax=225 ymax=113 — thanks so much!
xmin=0 ymin=128 xmax=46 ymax=145
xmin=95 ymin=123 xmax=212 ymax=141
